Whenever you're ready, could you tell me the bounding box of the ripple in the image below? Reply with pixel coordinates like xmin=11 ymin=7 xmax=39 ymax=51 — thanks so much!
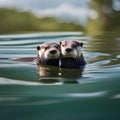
xmin=0 ymin=77 xmax=39 ymax=85
xmin=116 ymin=55 xmax=120 ymax=58
xmin=0 ymin=77 xmax=62 ymax=85
xmin=61 ymin=91 xmax=108 ymax=98
xmin=0 ymin=32 xmax=83 ymax=40
xmin=112 ymin=94 xmax=120 ymax=99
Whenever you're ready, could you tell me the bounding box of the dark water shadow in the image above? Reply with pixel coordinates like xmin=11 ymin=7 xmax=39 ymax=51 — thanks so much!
xmin=37 ymin=65 xmax=85 ymax=84
xmin=37 ymin=65 xmax=60 ymax=84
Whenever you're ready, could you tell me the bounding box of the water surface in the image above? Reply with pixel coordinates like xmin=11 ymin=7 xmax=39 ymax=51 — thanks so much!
xmin=0 ymin=32 xmax=120 ymax=120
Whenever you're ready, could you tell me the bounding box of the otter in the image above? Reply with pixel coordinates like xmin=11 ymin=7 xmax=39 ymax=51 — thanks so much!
xmin=60 ymin=40 xmax=86 ymax=68
xmin=36 ymin=42 xmax=60 ymax=67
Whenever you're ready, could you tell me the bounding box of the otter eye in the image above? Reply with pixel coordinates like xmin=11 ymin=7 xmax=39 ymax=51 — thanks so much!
xmin=72 ymin=44 xmax=77 ymax=48
xmin=76 ymin=42 xmax=83 ymax=47
xmin=60 ymin=41 xmax=66 ymax=47
xmin=55 ymin=45 xmax=59 ymax=49
xmin=44 ymin=46 xmax=49 ymax=50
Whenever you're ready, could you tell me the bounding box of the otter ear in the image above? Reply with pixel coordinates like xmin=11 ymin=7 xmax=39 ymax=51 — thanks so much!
xmin=37 ymin=46 xmax=40 ymax=50
xmin=80 ymin=42 xmax=83 ymax=47
xmin=59 ymin=41 xmax=62 ymax=45
xmin=76 ymin=42 xmax=83 ymax=47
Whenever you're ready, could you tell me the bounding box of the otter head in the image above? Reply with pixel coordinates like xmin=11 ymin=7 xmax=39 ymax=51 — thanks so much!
xmin=36 ymin=42 xmax=60 ymax=66
xmin=60 ymin=40 xmax=83 ymax=59
xmin=60 ymin=40 xmax=86 ymax=68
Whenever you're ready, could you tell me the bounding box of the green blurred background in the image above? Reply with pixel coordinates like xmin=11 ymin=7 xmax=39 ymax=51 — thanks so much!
xmin=0 ymin=0 xmax=120 ymax=34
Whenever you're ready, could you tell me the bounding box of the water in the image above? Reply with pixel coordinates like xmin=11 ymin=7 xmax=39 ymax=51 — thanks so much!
xmin=0 ymin=32 xmax=120 ymax=120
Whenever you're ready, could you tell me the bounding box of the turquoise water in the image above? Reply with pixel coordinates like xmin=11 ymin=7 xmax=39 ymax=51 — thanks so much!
xmin=0 ymin=32 xmax=120 ymax=120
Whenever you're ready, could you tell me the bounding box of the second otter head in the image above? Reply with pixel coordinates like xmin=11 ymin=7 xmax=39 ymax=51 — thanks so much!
xmin=60 ymin=40 xmax=83 ymax=59
xmin=60 ymin=40 xmax=86 ymax=68
xmin=36 ymin=42 xmax=60 ymax=66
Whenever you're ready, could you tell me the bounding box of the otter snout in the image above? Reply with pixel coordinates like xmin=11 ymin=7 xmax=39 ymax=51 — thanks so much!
xmin=50 ymin=50 xmax=57 ymax=54
xmin=65 ymin=48 xmax=72 ymax=53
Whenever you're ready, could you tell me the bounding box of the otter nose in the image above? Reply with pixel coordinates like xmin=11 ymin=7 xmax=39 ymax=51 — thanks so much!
xmin=66 ymin=48 xmax=72 ymax=53
xmin=50 ymin=50 xmax=57 ymax=54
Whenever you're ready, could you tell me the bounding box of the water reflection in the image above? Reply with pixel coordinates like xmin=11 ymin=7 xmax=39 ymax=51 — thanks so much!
xmin=86 ymin=33 xmax=120 ymax=66
xmin=37 ymin=65 xmax=60 ymax=77
xmin=37 ymin=65 xmax=85 ymax=84
xmin=37 ymin=65 xmax=61 ymax=84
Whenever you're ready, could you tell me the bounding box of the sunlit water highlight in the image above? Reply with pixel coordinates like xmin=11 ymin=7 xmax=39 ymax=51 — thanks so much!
xmin=0 ymin=32 xmax=120 ymax=120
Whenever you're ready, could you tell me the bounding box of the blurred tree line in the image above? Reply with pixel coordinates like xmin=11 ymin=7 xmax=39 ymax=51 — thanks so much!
xmin=0 ymin=8 xmax=84 ymax=34
xmin=0 ymin=0 xmax=120 ymax=35
xmin=87 ymin=0 xmax=120 ymax=34
xmin=87 ymin=0 xmax=120 ymax=61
